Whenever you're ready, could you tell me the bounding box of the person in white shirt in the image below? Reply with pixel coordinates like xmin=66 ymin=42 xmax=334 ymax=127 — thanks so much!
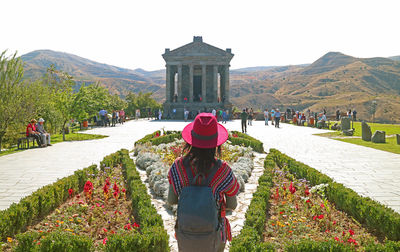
xmin=212 ymin=109 xmax=216 ymax=117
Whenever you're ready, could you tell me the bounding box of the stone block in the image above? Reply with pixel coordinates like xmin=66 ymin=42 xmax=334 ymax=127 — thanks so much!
xmin=371 ymin=131 xmax=386 ymax=143
xmin=396 ymin=134 xmax=400 ymax=145
xmin=341 ymin=117 xmax=351 ymax=131
xmin=361 ymin=121 xmax=372 ymax=141
xmin=343 ymin=129 xmax=354 ymax=136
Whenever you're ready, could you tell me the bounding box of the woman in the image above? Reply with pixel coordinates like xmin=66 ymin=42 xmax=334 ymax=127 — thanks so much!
xmin=248 ymin=108 xmax=254 ymax=126
xmin=26 ymin=119 xmax=44 ymax=147
xmin=168 ymin=113 xmax=239 ymax=252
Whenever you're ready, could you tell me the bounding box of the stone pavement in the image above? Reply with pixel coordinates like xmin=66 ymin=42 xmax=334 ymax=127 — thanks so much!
xmin=1 ymin=119 xmax=400 ymax=213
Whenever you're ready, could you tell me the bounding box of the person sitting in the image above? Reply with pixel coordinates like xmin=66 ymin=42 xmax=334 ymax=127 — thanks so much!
xmin=26 ymin=119 xmax=45 ymax=147
xmin=300 ymin=113 xmax=306 ymax=126
xmin=317 ymin=113 xmax=327 ymax=129
xmin=36 ymin=118 xmax=51 ymax=146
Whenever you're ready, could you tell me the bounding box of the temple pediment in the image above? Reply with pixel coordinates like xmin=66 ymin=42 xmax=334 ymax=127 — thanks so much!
xmin=163 ymin=36 xmax=233 ymax=61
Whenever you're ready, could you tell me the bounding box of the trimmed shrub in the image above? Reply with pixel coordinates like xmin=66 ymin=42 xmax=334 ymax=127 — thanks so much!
xmin=229 ymin=131 xmax=264 ymax=153
xmin=269 ymin=148 xmax=400 ymax=241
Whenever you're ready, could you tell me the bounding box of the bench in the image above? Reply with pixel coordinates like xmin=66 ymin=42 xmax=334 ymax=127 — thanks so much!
xmin=17 ymin=133 xmax=37 ymax=149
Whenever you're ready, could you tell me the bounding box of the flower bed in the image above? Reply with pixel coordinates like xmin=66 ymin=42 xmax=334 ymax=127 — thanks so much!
xmin=1 ymin=150 xmax=168 ymax=252
xmin=230 ymin=150 xmax=400 ymax=251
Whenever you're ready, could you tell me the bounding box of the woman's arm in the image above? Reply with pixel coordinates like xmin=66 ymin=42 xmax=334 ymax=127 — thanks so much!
xmin=167 ymin=184 xmax=178 ymax=205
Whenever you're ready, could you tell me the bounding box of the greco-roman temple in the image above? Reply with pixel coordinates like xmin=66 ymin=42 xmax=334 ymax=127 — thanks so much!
xmin=162 ymin=36 xmax=234 ymax=119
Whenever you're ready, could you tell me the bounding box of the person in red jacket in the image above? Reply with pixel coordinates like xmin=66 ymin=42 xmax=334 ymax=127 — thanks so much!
xmin=26 ymin=119 xmax=44 ymax=147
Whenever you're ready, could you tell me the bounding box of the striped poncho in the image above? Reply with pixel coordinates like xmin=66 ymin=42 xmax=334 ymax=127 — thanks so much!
xmin=168 ymin=157 xmax=240 ymax=242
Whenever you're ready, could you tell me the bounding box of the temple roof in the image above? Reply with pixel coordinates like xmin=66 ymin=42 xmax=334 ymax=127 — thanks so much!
xmin=162 ymin=36 xmax=234 ymax=63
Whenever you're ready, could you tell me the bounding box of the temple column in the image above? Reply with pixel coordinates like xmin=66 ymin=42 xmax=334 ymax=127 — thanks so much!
xmin=213 ymin=65 xmax=218 ymax=103
xmin=201 ymin=64 xmax=206 ymax=103
xmin=165 ymin=65 xmax=171 ymax=102
xmin=177 ymin=64 xmax=182 ymax=102
xmin=189 ymin=64 xmax=193 ymax=102
xmin=224 ymin=65 xmax=230 ymax=103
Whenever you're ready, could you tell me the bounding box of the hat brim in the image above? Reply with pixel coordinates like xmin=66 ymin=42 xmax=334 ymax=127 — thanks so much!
xmin=182 ymin=122 xmax=228 ymax=149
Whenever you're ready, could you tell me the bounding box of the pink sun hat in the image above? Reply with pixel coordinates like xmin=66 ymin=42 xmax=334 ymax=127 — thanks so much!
xmin=182 ymin=113 xmax=228 ymax=149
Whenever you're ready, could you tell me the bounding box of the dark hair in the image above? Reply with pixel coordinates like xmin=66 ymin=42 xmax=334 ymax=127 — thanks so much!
xmin=183 ymin=143 xmax=222 ymax=174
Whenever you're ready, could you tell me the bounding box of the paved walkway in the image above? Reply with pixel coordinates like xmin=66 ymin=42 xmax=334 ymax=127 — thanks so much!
xmin=1 ymin=119 xmax=400 ymax=213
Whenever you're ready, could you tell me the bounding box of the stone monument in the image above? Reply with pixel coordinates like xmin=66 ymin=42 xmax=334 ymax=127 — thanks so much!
xmin=371 ymin=130 xmax=386 ymax=143
xmin=341 ymin=117 xmax=351 ymax=131
xmin=361 ymin=121 xmax=372 ymax=141
xmin=162 ymin=36 xmax=234 ymax=119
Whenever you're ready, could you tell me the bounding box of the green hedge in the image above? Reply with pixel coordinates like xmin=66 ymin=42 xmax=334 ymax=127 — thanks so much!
xmin=269 ymin=148 xmax=400 ymax=241
xmin=106 ymin=149 xmax=169 ymax=251
xmin=134 ymin=130 xmax=161 ymax=146
xmin=0 ymin=164 xmax=97 ymax=242
xmin=229 ymin=131 xmax=264 ymax=153
xmin=230 ymin=154 xmax=275 ymax=251
xmin=149 ymin=133 xmax=181 ymax=146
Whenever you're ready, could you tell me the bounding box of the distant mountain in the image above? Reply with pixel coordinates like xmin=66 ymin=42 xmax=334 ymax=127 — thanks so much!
xmin=389 ymin=56 xmax=400 ymax=62
xmin=20 ymin=50 xmax=400 ymax=123
xmin=21 ymin=50 xmax=165 ymax=99
xmin=230 ymin=52 xmax=400 ymax=123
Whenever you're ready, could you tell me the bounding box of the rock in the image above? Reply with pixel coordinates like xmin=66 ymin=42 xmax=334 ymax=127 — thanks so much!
xmin=343 ymin=129 xmax=354 ymax=136
xmin=371 ymin=131 xmax=386 ymax=143
xmin=397 ymin=134 xmax=400 ymax=145
xmin=361 ymin=122 xmax=372 ymax=141
xmin=341 ymin=117 xmax=351 ymax=131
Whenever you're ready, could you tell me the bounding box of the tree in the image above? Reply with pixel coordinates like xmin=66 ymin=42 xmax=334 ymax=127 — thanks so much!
xmin=45 ymin=65 xmax=75 ymax=141
xmin=0 ymin=51 xmax=39 ymax=151
xmin=125 ymin=92 xmax=160 ymax=117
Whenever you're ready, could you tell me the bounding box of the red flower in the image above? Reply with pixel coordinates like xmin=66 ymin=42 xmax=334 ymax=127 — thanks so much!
xmin=103 ymin=228 xmax=108 ymax=233
xmin=113 ymin=191 xmax=119 ymax=198
xmin=312 ymin=216 xmax=317 ymax=220
xmin=275 ymin=188 xmax=280 ymax=199
xmin=122 ymin=188 xmax=126 ymax=193
xmin=124 ymin=224 xmax=132 ymax=230
xmin=289 ymin=182 xmax=296 ymax=194
xmin=318 ymin=214 xmax=324 ymax=219
xmin=154 ymin=132 xmax=160 ymax=138
xmin=103 ymin=184 xmax=109 ymax=194
xmin=332 ymin=220 xmax=337 ymax=225
xmin=68 ymin=188 xmax=74 ymax=196
xmin=279 ymin=211 xmax=284 ymax=215
xmin=320 ymin=203 xmax=325 ymax=208
xmin=342 ymin=231 xmax=346 ymax=236
xmin=295 ymin=204 xmax=299 ymax=210
xmin=325 ymin=229 xmax=330 ymax=233
xmin=349 ymin=229 xmax=355 ymax=236
xmin=334 ymin=237 xmax=340 ymax=242
xmin=103 ymin=237 xmax=108 ymax=245
xmin=133 ymin=222 xmax=140 ymax=228
xmin=304 ymin=186 xmax=310 ymax=196
xmin=105 ymin=178 xmax=111 ymax=187
xmin=283 ymin=185 xmax=286 ymax=191
xmin=113 ymin=182 xmax=119 ymax=193
xmin=306 ymin=199 xmax=311 ymax=204
xmin=84 ymin=181 xmax=93 ymax=193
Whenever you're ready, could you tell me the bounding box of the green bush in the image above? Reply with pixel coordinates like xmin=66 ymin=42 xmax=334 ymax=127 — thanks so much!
xmin=0 ymin=165 xmax=97 ymax=242
xmin=269 ymin=148 xmax=400 ymax=241
xmin=39 ymin=231 xmax=94 ymax=252
xmin=230 ymin=154 xmax=274 ymax=251
xmin=229 ymin=131 xmax=264 ymax=153
xmin=149 ymin=133 xmax=181 ymax=146
xmin=135 ymin=131 xmax=161 ymax=146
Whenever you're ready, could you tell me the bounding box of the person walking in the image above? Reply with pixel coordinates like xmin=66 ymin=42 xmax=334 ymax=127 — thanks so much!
xmin=271 ymin=108 xmax=275 ymax=125
xmin=248 ymin=108 xmax=254 ymax=126
xmin=240 ymin=109 xmax=248 ymax=133
xmin=352 ymin=109 xmax=357 ymax=121
xmin=168 ymin=113 xmax=239 ymax=252
xmin=264 ymin=109 xmax=269 ymax=126
xmin=275 ymin=108 xmax=281 ymax=128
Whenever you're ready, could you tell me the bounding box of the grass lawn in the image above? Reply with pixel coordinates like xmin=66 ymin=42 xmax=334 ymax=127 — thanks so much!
xmin=314 ymin=121 xmax=400 ymax=154
xmin=336 ymin=136 xmax=400 ymax=154
xmin=0 ymin=133 xmax=107 ymax=157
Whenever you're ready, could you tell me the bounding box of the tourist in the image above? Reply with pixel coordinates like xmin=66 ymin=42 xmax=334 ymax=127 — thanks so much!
xmin=167 ymin=113 xmax=239 ymax=252
xmin=135 ymin=109 xmax=140 ymax=120
xmin=271 ymin=108 xmax=275 ymax=125
xmin=300 ymin=113 xmax=306 ymax=126
xmin=36 ymin=118 xmax=51 ymax=146
xmin=241 ymin=109 xmax=248 ymax=133
xmin=248 ymin=108 xmax=254 ymax=126
xmin=222 ymin=110 xmax=227 ymax=124
xmin=111 ymin=111 xmax=117 ymax=127
xmin=275 ymin=108 xmax=281 ymax=128
xmin=184 ymin=97 xmax=188 ymax=103
xmin=99 ymin=109 xmax=107 ymax=126
xmin=184 ymin=108 xmax=189 ymax=122
xmin=336 ymin=109 xmax=340 ymax=121
xmin=352 ymin=109 xmax=357 ymax=121
xmin=212 ymin=108 xmax=216 ymax=118
xmin=173 ymin=108 xmax=177 ymax=119
xmin=26 ymin=119 xmax=44 ymax=147
xmin=264 ymin=109 xmax=269 ymax=126
xmin=317 ymin=113 xmax=327 ymax=128
xmin=119 ymin=109 xmax=125 ymax=124
xmin=158 ymin=109 xmax=162 ymax=120
xmin=347 ymin=109 xmax=352 ymax=118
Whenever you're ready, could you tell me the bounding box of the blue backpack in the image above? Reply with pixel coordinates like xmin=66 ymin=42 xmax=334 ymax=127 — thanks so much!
xmin=176 ymin=160 xmax=222 ymax=252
